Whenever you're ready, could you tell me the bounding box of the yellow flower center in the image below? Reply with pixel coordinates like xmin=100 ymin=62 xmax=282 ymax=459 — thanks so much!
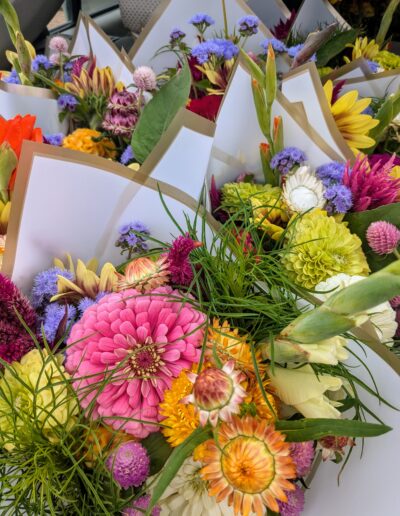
xmin=221 ymin=437 xmax=275 ymax=494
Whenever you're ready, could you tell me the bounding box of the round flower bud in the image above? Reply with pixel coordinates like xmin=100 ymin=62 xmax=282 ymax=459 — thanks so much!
xmin=106 ymin=441 xmax=150 ymax=489
xmin=133 ymin=66 xmax=157 ymax=91
xmin=366 ymin=220 xmax=400 ymax=255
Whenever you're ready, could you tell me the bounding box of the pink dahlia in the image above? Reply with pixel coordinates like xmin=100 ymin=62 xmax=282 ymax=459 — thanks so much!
xmin=343 ymin=154 xmax=400 ymax=212
xmin=66 ymin=287 xmax=205 ymax=438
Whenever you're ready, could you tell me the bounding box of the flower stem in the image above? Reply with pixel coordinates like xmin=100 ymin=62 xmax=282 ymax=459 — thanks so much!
xmin=221 ymin=0 xmax=228 ymax=38
xmin=393 ymin=248 xmax=400 ymax=260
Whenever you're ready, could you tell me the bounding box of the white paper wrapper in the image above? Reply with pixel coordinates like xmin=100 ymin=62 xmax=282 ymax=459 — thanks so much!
xmin=2 ymin=109 xmax=217 ymax=293
xmin=337 ymin=69 xmax=400 ymax=98
xmin=0 ymin=82 xmax=68 ymax=135
xmin=129 ymin=0 xmax=275 ymax=73
xmin=209 ymin=59 xmax=343 ymax=188
xmin=246 ymin=0 xmax=291 ymax=30
xmin=290 ymin=0 xmax=350 ymax=35
xmin=69 ymin=13 xmax=135 ymax=84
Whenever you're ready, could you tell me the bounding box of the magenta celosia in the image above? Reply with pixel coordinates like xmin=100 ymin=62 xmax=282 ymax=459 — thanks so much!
xmin=106 ymin=441 xmax=150 ymax=488
xmin=166 ymin=235 xmax=202 ymax=286
xmin=66 ymin=286 xmax=205 ymax=438
xmin=343 ymin=155 xmax=400 ymax=211
xmin=0 ymin=274 xmax=37 ymax=363
xmin=289 ymin=441 xmax=315 ymax=477
xmin=271 ymin=10 xmax=296 ymax=40
xmin=368 ymin=153 xmax=400 ymax=168
xmin=366 ymin=221 xmax=400 ymax=255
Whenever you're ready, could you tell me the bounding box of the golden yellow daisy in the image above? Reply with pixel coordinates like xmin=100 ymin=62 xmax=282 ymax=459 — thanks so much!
xmin=159 ymin=369 xmax=199 ymax=447
xmin=200 ymin=415 xmax=296 ymax=516
xmin=323 ymin=80 xmax=379 ymax=154
xmin=207 ymin=319 xmax=264 ymax=373
xmin=62 ymin=128 xmax=117 ymax=159
xmin=344 ymin=37 xmax=379 ymax=62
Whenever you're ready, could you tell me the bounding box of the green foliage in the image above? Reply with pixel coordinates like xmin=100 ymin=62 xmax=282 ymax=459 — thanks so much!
xmin=131 ymin=59 xmax=192 ymax=164
xmin=141 ymin=432 xmax=173 ymax=476
xmin=275 ymin=418 xmax=392 ymax=441
xmin=345 ymin=203 xmax=400 ymax=271
xmin=316 ymin=28 xmax=359 ymax=67
xmin=376 ymin=0 xmax=400 ymax=48
xmin=366 ymin=91 xmax=400 ymax=152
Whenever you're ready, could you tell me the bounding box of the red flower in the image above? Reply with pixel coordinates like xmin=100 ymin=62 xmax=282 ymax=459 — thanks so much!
xmin=187 ymin=95 xmax=222 ymax=121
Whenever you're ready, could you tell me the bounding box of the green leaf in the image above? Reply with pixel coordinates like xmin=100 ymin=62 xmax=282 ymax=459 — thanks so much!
xmin=0 ymin=0 xmax=21 ymax=44
xmin=344 ymin=203 xmax=400 ymax=271
xmin=316 ymin=28 xmax=359 ymax=67
xmin=275 ymin=418 xmax=392 ymax=442
xmin=148 ymin=426 xmax=212 ymax=513
xmin=141 ymin=432 xmax=173 ymax=476
xmin=132 ymin=59 xmax=191 ymax=164
xmin=376 ymin=0 xmax=400 ymax=48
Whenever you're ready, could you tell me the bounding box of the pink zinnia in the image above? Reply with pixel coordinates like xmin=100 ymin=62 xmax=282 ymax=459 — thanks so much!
xmin=366 ymin=221 xmax=400 ymax=255
xmin=343 ymin=154 xmax=400 ymax=212
xmin=66 ymin=287 xmax=205 ymax=438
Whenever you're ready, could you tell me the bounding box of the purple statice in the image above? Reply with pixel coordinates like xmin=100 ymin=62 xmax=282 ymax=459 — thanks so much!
xmin=32 ymin=54 xmax=52 ymax=72
xmin=117 ymin=221 xmax=150 ymax=257
xmin=170 ymin=27 xmax=186 ymax=44
xmin=189 ymin=13 xmax=215 ymax=28
xmin=42 ymin=303 xmax=76 ymax=343
xmin=261 ymin=37 xmax=287 ymax=54
xmin=57 ymin=93 xmax=78 ymax=112
xmin=78 ymin=292 xmax=107 ymax=315
xmin=44 ymin=133 xmax=64 ymax=147
xmin=3 ymin=69 xmax=21 ymax=84
xmin=324 ymin=184 xmax=353 ymax=214
xmin=287 ymin=43 xmax=316 ymax=62
xmin=107 ymin=441 xmax=150 ymax=489
xmin=277 ymin=484 xmax=305 ymax=516
xmin=237 ymin=15 xmax=259 ymax=36
xmin=290 ymin=442 xmax=315 ymax=477
xmin=315 ymin=161 xmax=345 ymax=186
xmin=362 ymin=105 xmax=374 ymax=116
xmin=367 ymin=60 xmax=380 ymax=73
xmin=31 ymin=267 xmax=74 ymax=309
xmin=120 ymin=145 xmax=135 ymax=165
xmin=191 ymin=39 xmax=239 ymax=64
xmin=270 ymin=147 xmax=307 ymax=175
xmin=123 ymin=495 xmax=161 ymax=516
xmin=63 ymin=72 xmax=72 ymax=83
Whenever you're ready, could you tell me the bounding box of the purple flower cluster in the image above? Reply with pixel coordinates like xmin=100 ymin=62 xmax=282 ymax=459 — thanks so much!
xmin=315 ymin=162 xmax=345 ymax=186
xmin=192 ymin=39 xmax=239 ymax=64
xmin=170 ymin=27 xmax=186 ymax=43
xmin=367 ymin=60 xmax=380 ymax=73
xmin=120 ymin=145 xmax=135 ymax=165
xmin=43 ymin=303 xmax=77 ymax=343
xmin=287 ymin=43 xmax=316 ymax=62
xmin=290 ymin=441 xmax=315 ymax=477
xmin=117 ymin=221 xmax=150 ymax=256
xmin=237 ymin=15 xmax=259 ymax=36
xmin=44 ymin=133 xmax=64 ymax=147
xmin=102 ymin=89 xmax=140 ymax=137
xmin=78 ymin=292 xmax=107 ymax=315
xmin=277 ymin=484 xmax=305 ymax=516
xmin=261 ymin=37 xmax=287 ymax=54
xmin=189 ymin=13 xmax=215 ymax=28
xmin=123 ymin=494 xmax=161 ymax=516
xmin=31 ymin=267 xmax=74 ymax=309
xmin=57 ymin=94 xmax=78 ymax=112
xmin=107 ymin=441 xmax=150 ymax=489
xmin=3 ymin=69 xmax=21 ymax=84
xmin=32 ymin=54 xmax=52 ymax=72
xmin=270 ymin=147 xmax=307 ymax=175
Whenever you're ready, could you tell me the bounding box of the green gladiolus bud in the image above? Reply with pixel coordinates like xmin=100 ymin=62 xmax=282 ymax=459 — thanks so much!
xmin=15 ymin=31 xmax=31 ymax=80
xmin=0 ymin=142 xmax=17 ymax=204
xmin=265 ymin=45 xmax=277 ymax=106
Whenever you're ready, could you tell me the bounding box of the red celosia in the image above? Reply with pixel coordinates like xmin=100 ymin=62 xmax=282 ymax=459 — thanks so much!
xmin=369 ymin=153 xmax=400 ymax=168
xmin=342 ymin=154 xmax=400 ymax=211
xmin=0 ymin=274 xmax=37 ymax=363
xmin=332 ymin=80 xmax=346 ymax=104
xmin=271 ymin=10 xmax=296 ymax=40
xmin=166 ymin=235 xmax=202 ymax=286
xmin=187 ymin=94 xmax=222 ymax=121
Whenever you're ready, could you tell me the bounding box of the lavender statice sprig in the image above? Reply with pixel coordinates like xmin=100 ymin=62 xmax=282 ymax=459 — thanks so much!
xmin=116 ymin=221 xmax=150 ymax=259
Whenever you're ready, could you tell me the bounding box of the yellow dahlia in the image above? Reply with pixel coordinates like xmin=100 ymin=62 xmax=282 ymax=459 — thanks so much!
xmin=201 ymin=415 xmax=296 ymax=515
xmin=207 ymin=319 xmax=264 ymax=373
xmin=62 ymin=128 xmax=117 ymax=159
xmin=159 ymin=369 xmax=199 ymax=447
xmin=323 ymin=80 xmax=379 ymax=154
xmin=282 ymin=210 xmax=369 ymax=289
xmin=344 ymin=37 xmax=379 ymax=62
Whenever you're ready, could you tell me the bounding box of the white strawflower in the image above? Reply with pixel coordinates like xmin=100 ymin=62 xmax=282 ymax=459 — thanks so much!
xmin=315 ymin=273 xmax=397 ymax=345
xmin=283 ymin=165 xmax=326 ymax=213
xmin=133 ymin=66 xmax=157 ymax=91
xmin=158 ymin=457 xmax=234 ymax=516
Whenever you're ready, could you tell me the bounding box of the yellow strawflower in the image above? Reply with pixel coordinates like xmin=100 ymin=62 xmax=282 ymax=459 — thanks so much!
xmin=0 ymin=350 xmax=78 ymax=451
xmin=62 ymin=128 xmax=117 ymax=159
xmin=323 ymin=80 xmax=379 ymax=154
xmin=159 ymin=369 xmax=199 ymax=447
xmin=282 ymin=210 xmax=370 ymax=289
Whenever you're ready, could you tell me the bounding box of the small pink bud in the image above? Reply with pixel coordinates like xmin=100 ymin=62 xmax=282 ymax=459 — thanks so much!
xmin=133 ymin=66 xmax=157 ymax=91
xmin=49 ymin=36 xmax=69 ymax=54
xmin=366 ymin=221 xmax=400 ymax=255
xmin=193 ymin=367 xmax=233 ymax=411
